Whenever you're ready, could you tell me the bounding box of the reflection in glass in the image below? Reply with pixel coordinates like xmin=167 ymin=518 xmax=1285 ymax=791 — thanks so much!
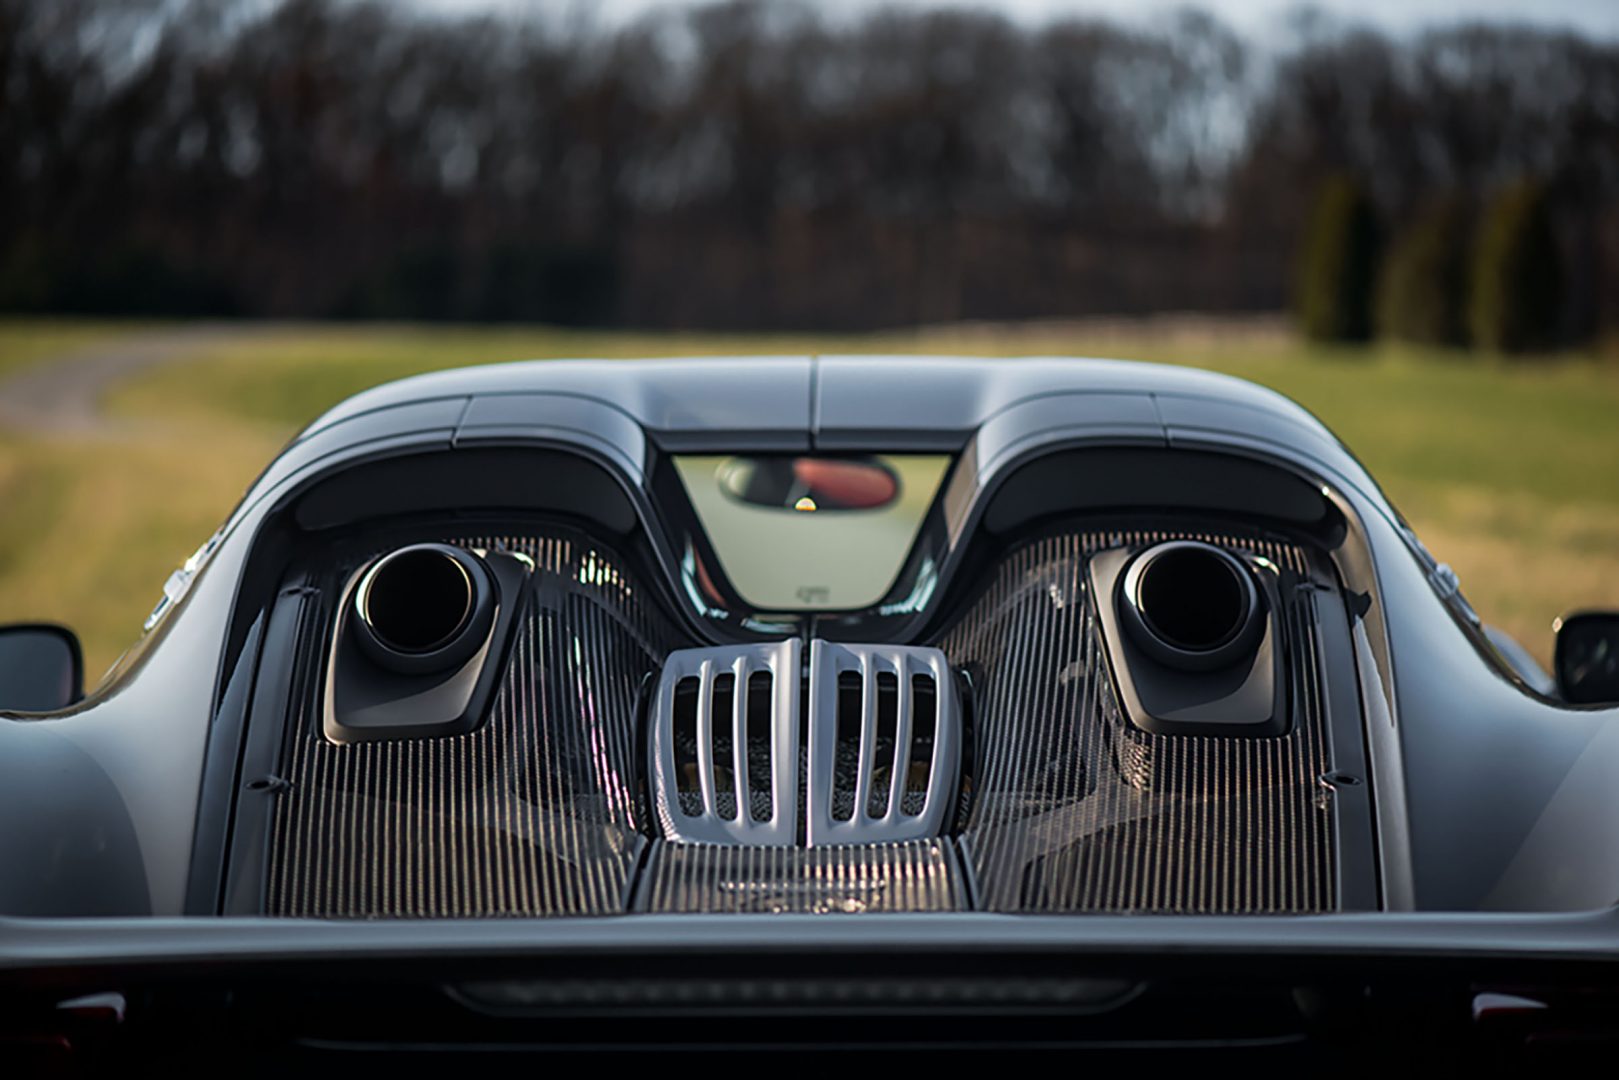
xmin=717 ymin=455 xmax=901 ymax=512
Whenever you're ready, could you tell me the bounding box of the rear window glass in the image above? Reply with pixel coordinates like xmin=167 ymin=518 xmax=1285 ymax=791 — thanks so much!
xmin=673 ymin=454 xmax=951 ymax=611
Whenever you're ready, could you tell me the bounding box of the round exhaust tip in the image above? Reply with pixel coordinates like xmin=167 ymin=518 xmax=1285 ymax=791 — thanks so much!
xmin=1119 ymin=541 xmax=1264 ymax=672
xmin=352 ymin=543 xmax=495 ymax=675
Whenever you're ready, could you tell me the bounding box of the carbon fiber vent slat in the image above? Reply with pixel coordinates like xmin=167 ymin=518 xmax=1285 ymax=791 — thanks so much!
xmin=939 ymin=529 xmax=1336 ymax=914
xmin=637 ymin=839 xmax=963 ymax=913
xmin=265 ymin=532 xmax=683 ymax=918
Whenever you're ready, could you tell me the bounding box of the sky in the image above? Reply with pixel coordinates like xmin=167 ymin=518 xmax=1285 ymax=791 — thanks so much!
xmin=413 ymin=0 xmax=1619 ymax=38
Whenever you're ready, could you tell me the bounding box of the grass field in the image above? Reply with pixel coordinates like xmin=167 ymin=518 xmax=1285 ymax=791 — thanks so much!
xmin=3 ymin=316 xmax=1618 ymax=680
xmin=0 ymin=319 xmax=139 ymax=379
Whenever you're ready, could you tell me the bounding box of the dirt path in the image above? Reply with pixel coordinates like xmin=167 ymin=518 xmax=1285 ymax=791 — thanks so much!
xmin=0 ymin=323 xmax=273 ymax=436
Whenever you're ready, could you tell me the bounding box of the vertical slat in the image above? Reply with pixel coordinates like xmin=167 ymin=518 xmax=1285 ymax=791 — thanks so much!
xmin=852 ymin=654 xmax=875 ymax=822
xmin=731 ymin=654 xmax=750 ymax=823
xmin=694 ymin=658 xmax=716 ymax=818
xmin=886 ymin=655 xmax=913 ymax=824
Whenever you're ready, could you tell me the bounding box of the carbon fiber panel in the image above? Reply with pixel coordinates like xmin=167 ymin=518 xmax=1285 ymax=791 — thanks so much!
xmin=638 ymin=839 xmax=964 ymax=913
xmin=264 ymin=531 xmax=683 ymax=917
xmin=938 ymin=528 xmax=1336 ymax=913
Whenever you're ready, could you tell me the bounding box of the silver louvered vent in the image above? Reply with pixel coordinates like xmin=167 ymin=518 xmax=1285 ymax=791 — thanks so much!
xmin=648 ymin=640 xmax=801 ymax=845
xmin=649 ymin=640 xmax=960 ymax=847
xmin=806 ymin=642 xmax=960 ymax=846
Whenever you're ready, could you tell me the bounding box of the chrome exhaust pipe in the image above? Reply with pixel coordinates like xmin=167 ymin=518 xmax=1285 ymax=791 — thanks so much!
xmin=1119 ymin=540 xmax=1264 ymax=672
xmin=351 ymin=543 xmax=495 ymax=675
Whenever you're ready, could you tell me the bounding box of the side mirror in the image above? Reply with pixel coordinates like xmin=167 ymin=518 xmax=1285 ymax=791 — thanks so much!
xmin=0 ymin=624 xmax=84 ymax=712
xmin=1554 ymin=612 xmax=1619 ymax=706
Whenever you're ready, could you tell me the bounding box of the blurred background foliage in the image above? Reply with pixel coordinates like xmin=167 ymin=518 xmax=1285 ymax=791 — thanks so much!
xmin=1 ymin=0 xmax=1616 ymax=346
xmin=1377 ymin=196 xmax=1471 ymax=349
xmin=1470 ymin=182 xmax=1565 ymax=354
xmin=2 ymin=0 xmax=1619 ymax=674
xmin=1297 ymin=176 xmax=1380 ymax=344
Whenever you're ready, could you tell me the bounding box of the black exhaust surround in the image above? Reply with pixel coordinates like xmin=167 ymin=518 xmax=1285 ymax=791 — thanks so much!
xmin=1090 ymin=539 xmax=1290 ymax=738
xmin=323 ymin=542 xmax=532 ymax=743
xmin=260 ymin=523 xmax=1342 ymax=918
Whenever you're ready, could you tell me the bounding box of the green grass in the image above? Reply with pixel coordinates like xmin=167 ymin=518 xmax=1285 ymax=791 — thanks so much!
xmin=0 ymin=318 xmax=147 ymax=379
xmin=107 ymin=323 xmax=896 ymax=426
xmin=0 ymin=422 xmax=286 ymax=678
xmin=5 ymin=316 xmax=1619 ymax=678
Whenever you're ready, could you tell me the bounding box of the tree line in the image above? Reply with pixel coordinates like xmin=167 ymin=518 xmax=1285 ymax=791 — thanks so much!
xmin=2 ymin=0 xmax=1616 ymax=345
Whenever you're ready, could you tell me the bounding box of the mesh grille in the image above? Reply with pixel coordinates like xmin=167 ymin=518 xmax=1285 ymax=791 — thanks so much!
xmin=264 ymin=531 xmax=683 ymax=918
xmin=938 ymin=528 xmax=1336 ymax=914
xmin=830 ymin=738 xmax=927 ymax=818
xmin=638 ymin=840 xmax=963 ymax=913
xmin=671 ymin=721 xmax=775 ymax=820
